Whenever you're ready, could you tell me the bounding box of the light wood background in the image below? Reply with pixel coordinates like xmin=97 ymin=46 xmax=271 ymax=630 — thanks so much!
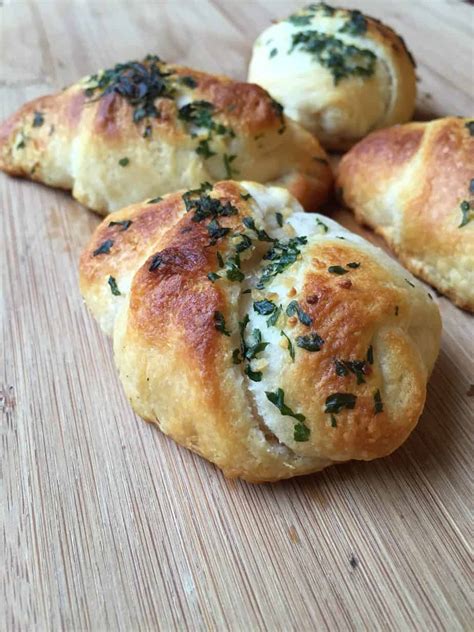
xmin=1 ymin=1 xmax=473 ymax=630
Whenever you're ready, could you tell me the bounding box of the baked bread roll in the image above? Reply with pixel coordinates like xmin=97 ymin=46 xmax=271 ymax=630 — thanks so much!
xmin=79 ymin=180 xmax=441 ymax=482
xmin=0 ymin=55 xmax=332 ymax=214
xmin=248 ymin=3 xmax=416 ymax=150
xmin=337 ymin=117 xmax=474 ymax=312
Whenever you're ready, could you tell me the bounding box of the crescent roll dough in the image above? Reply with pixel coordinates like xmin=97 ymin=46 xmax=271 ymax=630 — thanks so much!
xmin=0 ymin=55 xmax=332 ymax=215
xmin=248 ymin=3 xmax=416 ymax=150
xmin=79 ymin=180 xmax=441 ymax=482
xmin=337 ymin=117 xmax=474 ymax=312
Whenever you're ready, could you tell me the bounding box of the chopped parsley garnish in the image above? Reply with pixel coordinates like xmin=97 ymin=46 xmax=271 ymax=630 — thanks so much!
xmin=240 ymin=192 xmax=252 ymax=201
xmin=296 ymin=332 xmax=324 ymax=351
xmin=280 ymin=331 xmax=295 ymax=361
xmin=238 ymin=317 xmax=267 ymax=381
xmin=330 ymin=414 xmax=337 ymax=428
xmin=465 ymin=121 xmax=474 ymax=136
xmin=366 ymin=345 xmax=374 ymax=364
xmin=118 ymin=157 xmax=130 ymax=167
xmin=286 ymin=300 xmax=313 ymax=326
xmin=180 ymin=75 xmax=198 ymax=88
xmin=287 ymin=13 xmax=313 ymax=26
xmin=93 ymin=239 xmax=114 ymax=256
xmin=289 ymin=31 xmax=376 ymax=84
xmin=223 ymin=153 xmax=237 ymax=178
xmin=328 ymin=265 xmax=348 ymax=275
xmin=269 ymin=48 xmax=278 ymax=58
xmin=395 ymin=305 xmax=399 ymax=316
xmin=459 ymin=200 xmax=473 ymax=228
xmin=178 ymin=99 xmax=214 ymax=128
xmin=244 ymin=328 xmax=268 ymax=361
xmin=207 ymin=218 xmax=230 ymax=244
xmin=224 ymin=253 xmax=245 ymax=282
xmin=334 ymin=359 xmax=366 ymax=384
xmin=257 ymin=236 xmax=307 ymax=288
xmin=339 ymin=9 xmax=367 ymax=36
xmin=182 ymin=183 xmax=237 ymax=223
xmin=214 ymin=310 xmax=231 ymax=336
xmin=242 ymin=216 xmax=274 ymax=242
xmin=149 ymin=253 xmax=163 ymax=271
xmin=265 ymin=388 xmax=309 ymax=441
xmin=325 ymin=393 xmax=357 ymax=414
xmin=245 ymin=366 xmax=263 ymax=382
xmin=232 ymin=348 xmax=242 ymax=364
xmin=207 ymin=272 xmax=220 ymax=282
xmin=147 ymin=196 xmax=163 ymax=203
xmin=373 ymin=389 xmax=383 ymax=414
xmin=253 ymin=299 xmax=277 ymax=315
xmin=405 ymin=278 xmax=415 ymax=288
xmin=16 ymin=137 xmax=26 ymax=149
xmin=32 ymin=111 xmax=44 ymax=127
xmin=196 ymin=139 xmax=216 ymax=159
xmin=109 ymin=219 xmax=132 ymax=231
xmin=83 ymin=55 xmax=174 ymax=123
xmin=233 ymin=233 xmax=252 ymax=253
xmin=276 ymin=212 xmax=283 ymax=227
xmin=267 ymin=304 xmax=282 ymax=327
xmin=316 ymin=218 xmax=328 ymax=232
xmin=470 ymin=179 xmax=474 ymax=195
xmin=108 ymin=275 xmax=121 ymax=296
xmin=346 ymin=262 xmax=360 ymax=269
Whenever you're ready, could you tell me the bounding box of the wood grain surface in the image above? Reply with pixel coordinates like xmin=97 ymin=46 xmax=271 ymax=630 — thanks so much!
xmin=1 ymin=1 xmax=473 ymax=630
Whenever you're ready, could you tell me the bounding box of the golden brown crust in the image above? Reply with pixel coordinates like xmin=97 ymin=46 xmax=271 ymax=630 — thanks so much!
xmin=80 ymin=180 xmax=441 ymax=482
xmin=337 ymin=117 xmax=474 ymax=312
xmin=0 ymin=56 xmax=332 ymax=214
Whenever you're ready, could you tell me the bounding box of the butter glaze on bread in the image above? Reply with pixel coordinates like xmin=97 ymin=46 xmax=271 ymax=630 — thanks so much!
xmin=0 ymin=55 xmax=332 ymax=214
xmin=248 ymin=3 xmax=416 ymax=150
xmin=79 ymin=181 xmax=441 ymax=482
xmin=337 ymin=117 xmax=474 ymax=312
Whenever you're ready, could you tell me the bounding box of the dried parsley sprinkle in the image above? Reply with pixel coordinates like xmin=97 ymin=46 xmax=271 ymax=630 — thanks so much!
xmin=207 ymin=272 xmax=220 ymax=282
xmin=286 ymin=300 xmax=313 ymax=326
xmin=334 ymin=359 xmax=366 ymax=384
xmin=196 ymin=139 xmax=216 ymax=159
xmin=339 ymin=9 xmax=367 ymax=35
xmin=265 ymin=388 xmax=310 ymax=441
xmin=242 ymin=216 xmax=274 ymax=242
xmin=296 ymin=332 xmax=324 ymax=351
xmin=214 ymin=310 xmax=231 ymax=336
xmin=325 ymin=392 xmax=357 ymax=414
xmin=373 ymin=389 xmax=383 ymax=414
xmin=180 ymin=76 xmax=197 ymax=88
xmin=147 ymin=196 xmax=163 ymax=203
xmin=459 ymin=200 xmax=473 ymax=228
xmin=149 ymin=253 xmax=163 ymax=271
xmin=253 ymin=299 xmax=277 ymax=315
xmin=347 ymin=262 xmax=360 ymax=269
xmin=223 ymin=153 xmax=237 ymax=178
xmin=269 ymin=48 xmax=278 ymax=58
xmin=267 ymin=304 xmax=282 ymax=327
xmin=240 ymin=193 xmax=252 ymax=201
xmin=289 ymin=31 xmax=376 ymax=84
xmin=108 ymin=275 xmax=121 ymax=296
xmin=118 ymin=157 xmax=130 ymax=167
xmin=257 ymin=236 xmax=307 ymax=289
xmin=405 ymin=278 xmax=415 ymax=288
xmin=280 ymin=331 xmax=295 ymax=361
xmin=316 ymin=218 xmax=328 ymax=233
xmin=93 ymin=239 xmax=114 ymax=256
xmin=232 ymin=348 xmax=242 ymax=364
xmin=276 ymin=212 xmax=283 ymax=227
xmin=83 ymin=55 xmax=174 ymax=123
xmin=33 ymin=111 xmax=44 ymax=127
xmin=465 ymin=121 xmax=474 ymax=136
xmin=367 ymin=345 xmax=374 ymax=364
xmin=109 ymin=219 xmax=132 ymax=231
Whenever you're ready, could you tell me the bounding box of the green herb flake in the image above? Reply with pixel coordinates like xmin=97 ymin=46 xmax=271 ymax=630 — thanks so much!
xmin=267 ymin=304 xmax=282 ymax=327
xmin=109 ymin=219 xmax=133 ymax=231
xmin=373 ymin=389 xmax=384 ymax=415
xmin=196 ymin=139 xmax=216 ymax=159
xmin=232 ymin=348 xmax=242 ymax=364
xmin=180 ymin=76 xmax=198 ymax=88
xmin=325 ymin=393 xmax=357 ymax=414
xmin=395 ymin=305 xmax=399 ymax=316
xmin=316 ymin=218 xmax=328 ymax=233
xmin=265 ymin=387 xmax=308 ymax=425
xmin=330 ymin=414 xmax=337 ymax=428
xmin=296 ymin=332 xmax=324 ymax=351
xmin=294 ymin=422 xmax=310 ymax=442
xmin=149 ymin=253 xmax=163 ymax=271
xmin=207 ymin=272 xmax=221 ymax=282
xmin=257 ymin=236 xmax=307 ymax=288
xmin=245 ymin=366 xmax=263 ymax=382
xmin=253 ymin=299 xmax=277 ymax=316
xmin=93 ymin=239 xmax=114 ymax=256
xmin=339 ymin=9 xmax=368 ymax=36
xmin=346 ymin=262 xmax=360 ymax=269
xmin=405 ymin=278 xmax=416 ymax=288
xmin=16 ymin=138 xmax=26 ymax=149
xmin=240 ymin=192 xmax=252 ymax=201
xmin=328 ymin=265 xmax=348 ymax=275
xmin=280 ymin=331 xmax=295 ymax=361
xmin=269 ymin=48 xmax=278 ymax=58
xmin=214 ymin=310 xmax=231 ymax=336
xmin=465 ymin=121 xmax=474 ymax=136
xmin=147 ymin=196 xmax=163 ymax=204
xmin=469 ymin=179 xmax=474 ymax=195
xmin=118 ymin=157 xmax=130 ymax=167
xmin=242 ymin=216 xmax=274 ymax=243
xmin=108 ymin=275 xmax=121 ymax=296
xmin=334 ymin=359 xmax=366 ymax=384
xmin=32 ymin=111 xmax=44 ymax=127
xmin=223 ymin=153 xmax=237 ymax=179
xmin=459 ymin=200 xmax=473 ymax=228
xmin=289 ymin=31 xmax=376 ymax=85
xmin=286 ymin=300 xmax=313 ymax=326
xmin=275 ymin=212 xmax=283 ymax=227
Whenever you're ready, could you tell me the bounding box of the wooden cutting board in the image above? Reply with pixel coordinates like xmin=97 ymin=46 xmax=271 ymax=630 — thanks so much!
xmin=1 ymin=1 xmax=472 ymax=629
